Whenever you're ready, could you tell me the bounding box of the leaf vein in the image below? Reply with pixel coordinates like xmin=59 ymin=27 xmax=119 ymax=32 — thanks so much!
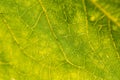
xmin=0 ymin=15 xmax=40 ymax=63
xmin=38 ymin=0 xmax=83 ymax=69
xmin=108 ymin=20 xmax=120 ymax=59
xmin=90 ymin=0 xmax=120 ymax=27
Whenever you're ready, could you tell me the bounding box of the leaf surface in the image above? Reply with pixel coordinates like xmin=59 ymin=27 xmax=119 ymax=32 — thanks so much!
xmin=0 ymin=0 xmax=120 ymax=80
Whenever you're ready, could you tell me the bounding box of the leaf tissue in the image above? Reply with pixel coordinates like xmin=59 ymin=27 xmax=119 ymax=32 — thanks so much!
xmin=0 ymin=0 xmax=120 ymax=80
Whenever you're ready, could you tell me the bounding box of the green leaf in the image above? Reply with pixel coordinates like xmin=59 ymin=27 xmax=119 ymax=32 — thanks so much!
xmin=0 ymin=0 xmax=120 ymax=80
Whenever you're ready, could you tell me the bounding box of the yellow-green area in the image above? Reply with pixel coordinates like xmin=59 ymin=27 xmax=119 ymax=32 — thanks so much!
xmin=0 ymin=0 xmax=120 ymax=80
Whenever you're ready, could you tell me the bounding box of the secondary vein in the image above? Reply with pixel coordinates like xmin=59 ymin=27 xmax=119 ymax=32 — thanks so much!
xmin=38 ymin=0 xmax=83 ymax=69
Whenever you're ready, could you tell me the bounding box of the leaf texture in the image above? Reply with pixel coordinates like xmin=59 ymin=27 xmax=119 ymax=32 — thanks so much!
xmin=0 ymin=0 xmax=120 ymax=80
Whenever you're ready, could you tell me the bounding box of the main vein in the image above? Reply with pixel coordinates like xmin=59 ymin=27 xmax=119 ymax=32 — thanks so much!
xmin=90 ymin=0 xmax=120 ymax=27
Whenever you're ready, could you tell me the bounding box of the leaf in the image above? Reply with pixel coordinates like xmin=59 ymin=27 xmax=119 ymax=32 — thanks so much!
xmin=0 ymin=0 xmax=120 ymax=80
